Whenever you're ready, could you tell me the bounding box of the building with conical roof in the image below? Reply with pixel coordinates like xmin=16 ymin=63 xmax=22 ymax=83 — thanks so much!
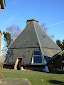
xmin=4 ymin=19 xmax=63 ymax=72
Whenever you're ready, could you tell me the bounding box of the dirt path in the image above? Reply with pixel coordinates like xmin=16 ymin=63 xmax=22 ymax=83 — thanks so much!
xmin=3 ymin=69 xmax=48 ymax=74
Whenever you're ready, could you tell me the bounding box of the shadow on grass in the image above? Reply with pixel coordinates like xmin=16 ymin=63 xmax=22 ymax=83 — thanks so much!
xmin=48 ymin=80 xmax=64 ymax=85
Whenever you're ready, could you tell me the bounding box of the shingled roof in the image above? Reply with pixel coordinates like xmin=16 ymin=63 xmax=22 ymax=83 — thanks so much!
xmin=9 ymin=19 xmax=61 ymax=58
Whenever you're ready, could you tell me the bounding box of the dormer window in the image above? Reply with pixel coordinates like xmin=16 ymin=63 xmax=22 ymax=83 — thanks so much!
xmin=42 ymin=35 xmax=46 ymax=38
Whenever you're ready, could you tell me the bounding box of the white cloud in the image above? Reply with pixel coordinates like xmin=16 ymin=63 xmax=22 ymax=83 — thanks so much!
xmin=47 ymin=20 xmax=64 ymax=27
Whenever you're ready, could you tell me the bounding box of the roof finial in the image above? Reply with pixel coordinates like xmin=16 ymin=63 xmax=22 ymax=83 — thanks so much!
xmin=27 ymin=19 xmax=39 ymax=23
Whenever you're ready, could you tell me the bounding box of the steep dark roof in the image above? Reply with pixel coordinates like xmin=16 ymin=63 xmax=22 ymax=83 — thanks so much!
xmin=9 ymin=21 xmax=39 ymax=48
xmin=8 ymin=19 xmax=61 ymax=58
xmin=34 ymin=21 xmax=61 ymax=49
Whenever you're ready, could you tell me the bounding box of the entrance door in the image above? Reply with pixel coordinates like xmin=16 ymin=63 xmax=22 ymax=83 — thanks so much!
xmin=17 ymin=58 xmax=22 ymax=70
xmin=14 ymin=58 xmax=22 ymax=70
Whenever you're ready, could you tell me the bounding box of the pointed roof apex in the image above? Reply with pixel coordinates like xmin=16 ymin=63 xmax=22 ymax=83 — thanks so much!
xmin=27 ymin=19 xmax=39 ymax=23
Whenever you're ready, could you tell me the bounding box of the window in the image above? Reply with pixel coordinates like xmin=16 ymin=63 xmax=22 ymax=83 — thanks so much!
xmin=34 ymin=51 xmax=40 ymax=55
xmin=42 ymin=35 xmax=46 ymax=38
xmin=6 ymin=51 xmax=10 ymax=56
xmin=31 ymin=50 xmax=42 ymax=64
xmin=44 ymin=56 xmax=50 ymax=62
xmin=4 ymin=57 xmax=8 ymax=63
xmin=34 ymin=56 xmax=42 ymax=63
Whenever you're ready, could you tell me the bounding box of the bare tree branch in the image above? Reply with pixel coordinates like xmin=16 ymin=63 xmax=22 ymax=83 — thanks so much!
xmin=41 ymin=24 xmax=55 ymax=39
xmin=6 ymin=25 xmax=21 ymax=40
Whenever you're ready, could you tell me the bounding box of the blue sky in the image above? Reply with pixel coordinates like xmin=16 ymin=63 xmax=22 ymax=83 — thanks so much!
xmin=0 ymin=0 xmax=64 ymax=54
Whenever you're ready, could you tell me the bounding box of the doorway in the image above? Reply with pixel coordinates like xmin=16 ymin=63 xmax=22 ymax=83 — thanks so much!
xmin=17 ymin=58 xmax=22 ymax=70
xmin=14 ymin=58 xmax=22 ymax=70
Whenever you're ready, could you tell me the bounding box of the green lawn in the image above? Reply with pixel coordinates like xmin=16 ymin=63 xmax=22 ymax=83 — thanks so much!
xmin=3 ymin=72 xmax=64 ymax=85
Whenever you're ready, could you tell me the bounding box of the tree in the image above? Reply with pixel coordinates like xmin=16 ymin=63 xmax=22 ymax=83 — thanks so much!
xmin=3 ymin=32 xmax=11 ymax=47
xmin=6 ymin=25 xmax=21 ymax=40
xmin=2 ymin=25 xmax=21 ymax=54
xmin=56 ymin=40 xmax=64 ymax=61
xmin=2 ymin=32 xmax=11 ymax=53
xmin=62 ymin=40 xmax=64 ymax=50
xmin=41 ymin=24 xmax=54 ymax=39
xmin=56 ymin=40 xmax=62 ymax=49
xmin=41 ymin=24 xmax=47 ymax=33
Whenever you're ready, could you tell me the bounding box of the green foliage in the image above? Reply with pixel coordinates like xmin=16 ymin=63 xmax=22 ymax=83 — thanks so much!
xmin=56 ymin=40 xmax=64 ymax=60
xmin=56 ymin=40 xmax=62 ymax=49
xmin=62 ymin=40 xmax=64 ymax=50
xmin=56 ymin=40 xmax=64 ymax=50
xmin=3 ymin=32 xmax=11 ymax=47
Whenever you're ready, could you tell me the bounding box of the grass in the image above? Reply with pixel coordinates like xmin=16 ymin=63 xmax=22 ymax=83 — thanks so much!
xmin=3 ymin=72 xmax=64 ymax=85
xmin=0 ymin=64 xmax=5 ymax=79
